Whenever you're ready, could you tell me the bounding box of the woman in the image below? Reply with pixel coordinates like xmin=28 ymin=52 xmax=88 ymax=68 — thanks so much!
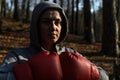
xmin=0 ymin=1 xmax=109 ymax=80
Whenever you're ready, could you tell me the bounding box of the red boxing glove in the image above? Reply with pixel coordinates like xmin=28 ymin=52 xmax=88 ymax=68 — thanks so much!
xmin=59 ymin=52 xmax=99 ymax=80
xmin=13 ymin=62 xmax=33 ymax=80
xmin=13 ymin=51 xmax=62 ymax=80
xmin=28 ymin=51 xmax=62 ymax=80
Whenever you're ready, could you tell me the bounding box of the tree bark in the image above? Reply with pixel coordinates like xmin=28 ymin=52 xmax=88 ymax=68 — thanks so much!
xmin=26 ymin=0 xmax=30 ymax=22
xmin=0 ymin=0 xmax=2 ymax=33
xmin=83 ymin=0 xmax=95 ymax=43
xmin=102 ymin=0 xmax=119 ymax=56
xmin=75 ymin=0 xmax=79 ymax=35
xmin=21 ymin=0 xmax=26 ymax=23
xmin=53 ymin=0 xmax=57 ymax=3
xmin=0 ymin=17 xmax=2 ymax=33
xmin=1 ymin=0 xmax=6 ymax=17
xmin=13 ymin=0 xmax=19 ymax=21
xmin=60 ymin=0 xmax=63 ymax=7
xmin=70 ymin=0 xmax=75 ymax=34
xmin=0 ymin=0 xmax=1 ymax=13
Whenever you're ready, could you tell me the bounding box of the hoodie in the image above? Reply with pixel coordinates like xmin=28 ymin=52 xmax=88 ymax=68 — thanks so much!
xmin=30 ymin=1 xmax=68 ymax=50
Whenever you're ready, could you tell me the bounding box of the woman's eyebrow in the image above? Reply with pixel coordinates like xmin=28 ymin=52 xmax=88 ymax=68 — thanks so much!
xmin=40 ymin=17 xmax=62 ymax=21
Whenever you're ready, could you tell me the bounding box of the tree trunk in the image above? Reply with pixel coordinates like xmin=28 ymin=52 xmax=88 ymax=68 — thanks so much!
xmin=60 ymin=0 xmax=63 ymax=7
xmin=0 ymin=0 xmax=2 ymax=33
xmin=26 ymin=0 xmax=30 ymax=22
xmin=75 ymin=0 xmax=79 ymax=35
xmin=1 ymin=0 xmax=6 ymax=17
xmin=70 ymin=0 xmax=75 ymax=34
xmin=53 ymin=0 xmax=57 ymax=3
xmin=21 ymin=0 xmax=26 ymax=23
xmin=40 ymin=0 xmax=44 ymax=2
xmin=0 ymin=0 xmax=1 ymax=13
xmin=102 ymin=0 xmax=119 ymax=56
xmin=83 ymin=0 xmax=95 ymax=43
xmin=116 ymin=0 xmax=120 ymax=40
xmin=66 ymin=0 xmax=70 ymax=33
xmin=10 ymin=0 xmax=14 ymax=10
xmin=0 ymin=17 xmax=2 ymax=33
xmin=116 ymin=0 xmax=120 ymax=21
xmin=9 ymin=0 xmax=14 ymax=18
xmin=13 ymin=0 xmax=19 ymax=21
xmin=34 ymin=0 xmax=37 ymax=7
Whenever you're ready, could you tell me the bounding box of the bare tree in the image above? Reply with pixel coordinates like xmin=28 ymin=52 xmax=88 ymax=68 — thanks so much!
xmin=70 ymin=0 xmax=75 ymax=33
xmin=40 ymin=0 xmax=45 ymax=2
xmin=60 ymin=0 xmax=63 ymax=7
xmin=0 ymin=0 xmax=1 ymax=14
xmin=65 ymin=0 xmax=70 ymax=32
xmin=1 ymin=0 xmax=6 ymax=17
xmin=34 ymin=0 xmax=37 ymax=7
xmin=8 ymin=0 xmax=14 ymax=18
xmin=0 ymin=17 xmax=2 ymax=33
xmin=0 ymin=0 xmax=2 ymax=33
xmin=25 ymin=0 xmax=32 ymax=22
xmin=116 ymin=0 xmax=120 ymax=21
xmin=75 ymin=0 xmax=79 ymax=35
xmin=10 ymin=0 xmax=14 ymax=11
xmin=91 ymin=0 xmax=102 ymax=42
xmin=83 ymin=0 xmax=95 ymax=43
xmin=116 ymin=0 xmax=120 ymax=40
xmin=53 ymin=0 xmax=57 ymax=3
xmin=21 ymin=0 xmax=27 ymax=23
xmin=102 ymin=0 xmax=119 ymax=56
xmin=13 ymin=0 xmax=19 ymax=20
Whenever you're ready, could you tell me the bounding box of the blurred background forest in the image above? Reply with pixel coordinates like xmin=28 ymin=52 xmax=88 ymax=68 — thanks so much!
xmin=0 ymin=0 xmax=120 ymax=79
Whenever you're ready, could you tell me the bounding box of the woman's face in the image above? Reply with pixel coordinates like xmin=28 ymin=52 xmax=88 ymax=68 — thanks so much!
xmin=39 ymin=10 xmax=62 ymax=45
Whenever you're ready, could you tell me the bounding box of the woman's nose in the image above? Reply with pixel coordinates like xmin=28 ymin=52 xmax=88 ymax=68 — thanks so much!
xmin=49 ymin=21 xmax=56 ymax=31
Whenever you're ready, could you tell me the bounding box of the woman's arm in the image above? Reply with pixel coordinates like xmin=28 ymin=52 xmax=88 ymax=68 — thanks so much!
xmin=98 ymin=67 xmax=109 ymax=80
xmin=0 ymin=51 xmax=18 ymax=80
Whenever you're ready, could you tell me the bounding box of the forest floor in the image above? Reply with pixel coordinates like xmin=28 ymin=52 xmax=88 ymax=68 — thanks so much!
xmin=0 ymin=18 xmax=120 ymax=79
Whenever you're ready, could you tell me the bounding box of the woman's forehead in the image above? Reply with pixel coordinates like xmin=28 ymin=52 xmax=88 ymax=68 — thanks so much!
xmin=40 ymin=10 xmax=61 ymax=19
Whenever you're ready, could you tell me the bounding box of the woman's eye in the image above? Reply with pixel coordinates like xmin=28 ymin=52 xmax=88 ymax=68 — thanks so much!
xmin=55 ymin=21 xmax=61 ymax=25
xmin=41 ymin=20 xmax=50 ymax=24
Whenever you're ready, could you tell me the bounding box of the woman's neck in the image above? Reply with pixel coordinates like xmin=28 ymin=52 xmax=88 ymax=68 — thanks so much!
xmin=41 ymin=43 xmax=55 ymax=51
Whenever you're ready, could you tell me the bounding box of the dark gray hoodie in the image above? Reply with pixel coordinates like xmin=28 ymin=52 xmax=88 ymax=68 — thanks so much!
xmin=30 ymin=1 xmax=68 ymax=50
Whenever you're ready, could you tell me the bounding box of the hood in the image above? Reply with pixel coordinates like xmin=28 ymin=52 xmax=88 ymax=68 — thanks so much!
xmin=30 ymin=1 xmax=68 ymax=50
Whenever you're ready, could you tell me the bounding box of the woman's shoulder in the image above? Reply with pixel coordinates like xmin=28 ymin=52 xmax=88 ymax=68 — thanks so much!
xmin=56 ymin=45 xmax=80 ymax=54
xmin=0 ymin=47 xmax=38 ymax=71
xmin=8 ymin=47 xmax=38 ymax=61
